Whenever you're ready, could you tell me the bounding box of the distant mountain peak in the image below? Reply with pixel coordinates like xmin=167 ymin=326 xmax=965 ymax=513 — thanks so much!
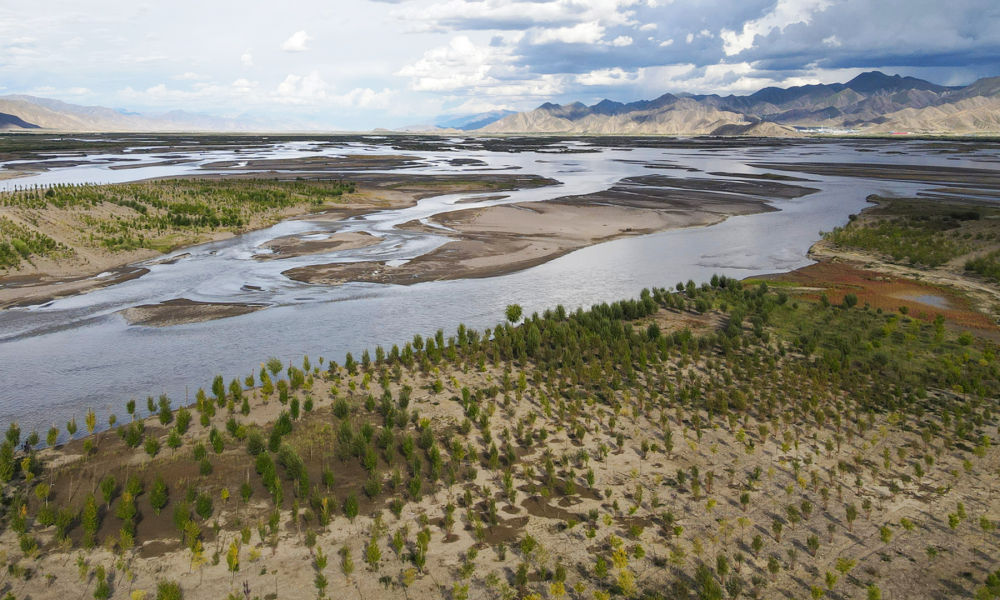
xmin=844 ymin=70 xmax=953 ymax=93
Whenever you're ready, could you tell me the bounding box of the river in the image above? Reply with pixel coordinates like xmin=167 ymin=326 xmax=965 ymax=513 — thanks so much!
xmin=0 ymin=136 xmax=997 ymax=435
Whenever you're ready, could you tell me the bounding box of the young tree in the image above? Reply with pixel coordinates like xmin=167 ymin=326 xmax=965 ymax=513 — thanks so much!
xmin=226 ymin=539 xmax=240 ymax=584
xmin=340 ymin=545 xmax=354 ymax=579
xmin=694 ymin=563 xmax=723 ymax=600
xmin=150 ymin=476 xmax=169 ymax=514
xmin=343 ymin=494 xmax=359 ymax=521
xmin=365 ymin=536 xmax=382 ymax=571
xmin=46 ymin=426 xmax=59 ymax=448
xmin=82 ymin=494 xmax=100 ymax=548
xmin=85 ymin=408 xmax=97 ymax=436
xmin=505 ymin=304 xmax=523 ymax=324
xmin=807 ymin=535 xmax=820 ymax=556
xmin=845 ymin=504 xmax=858 ymax=532
xmin=313 ymin=546 xmax=329 ymax=598
xmin=0 ymin=442 xmax=13 ymax=482
xmin=100 ymin=475 xmax=117 ymax=509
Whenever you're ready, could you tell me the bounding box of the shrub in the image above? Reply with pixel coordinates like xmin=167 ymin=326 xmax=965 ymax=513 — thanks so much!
xmin=195 ymin=493 xmax=213 ymax=520
xmin=155 ymin=580 xmax=183 ymax=600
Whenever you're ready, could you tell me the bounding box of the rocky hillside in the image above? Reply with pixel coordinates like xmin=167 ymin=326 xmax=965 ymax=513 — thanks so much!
xmin=480 ymin=72 xmax=1000 ymax=135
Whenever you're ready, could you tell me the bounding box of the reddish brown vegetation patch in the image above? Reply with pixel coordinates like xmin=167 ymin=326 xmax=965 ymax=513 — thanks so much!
xmin=768 ymin=260 xmax=996 ymax=332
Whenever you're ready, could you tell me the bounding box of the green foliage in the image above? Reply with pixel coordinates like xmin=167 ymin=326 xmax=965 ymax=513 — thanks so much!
xmin=0 ymin=216 xmax=71 ymax=269
xmin=120 ymin=421 xmax=145 ymax=448
xmin=100 ymin=475 xmax=117 ymax=507
xmin=824 ymin=198 xmax=972 ymax=267
xmin=195 ymin=493 xmax=213 ymax=520
xmin=0 ymin=179 xmax=354 ymax=256
xmin=175 ymin=407 xmax=191 ymax=434
xmin=157 ymin=394 xmax=173 ymax=425
xmin=155 ymin=579 xmax=183 ymax=600
xmin=150 ymin=475 xmax=169 ymax=514
xmin=966 ymin=250 xmax=1000 ymax=282
xmin=0 ymin=442 xmax=14 ymax=482
xmin=505 ymin=304 xmax=523 ymax=324
xmin=343 ymin=494 xmax=359 ymax=521
xmin=145 ymin=436 xmax=161 ymax=457
xmin=81 ymin=494 xmax=100 ymax=548
xmin=694 ymin=563 xmax=723 ymax=600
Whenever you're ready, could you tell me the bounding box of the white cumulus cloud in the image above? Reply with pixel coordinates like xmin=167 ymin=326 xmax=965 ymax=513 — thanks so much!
xmin=397 ymin=36 xmax=508 ymax=91
xmin=576 ymin=67 xmax=639 ymax=86
xmin=532 ymin=22 xmax=606 ymax=45
xmin=720 ymin=0 xmax=832 ymax=56
xmin=281 ymin=30 xmax=312 ymax=52
xmin=274 ymin=71 xmax=328 ymax=103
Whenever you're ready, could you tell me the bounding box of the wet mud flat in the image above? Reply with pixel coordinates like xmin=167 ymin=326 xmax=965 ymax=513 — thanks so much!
xmin=119 ymin=298 xmax=267 ymax=327
xmin=254 ymin=231 xmax=381 ymax=260
xmin=0 ymin=265 xmax=149 ymax=309
xmin=750 ymin=161 xmax=1000 ymax=191
xmin=200 ymin=154 xmax=425 ymax=171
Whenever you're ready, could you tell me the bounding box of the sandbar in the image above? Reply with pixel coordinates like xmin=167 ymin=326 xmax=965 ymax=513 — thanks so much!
xmin=119 ymin=298 xmax=266 ymax=327
xmin=283 ymin=174 xmax=800 ymax=286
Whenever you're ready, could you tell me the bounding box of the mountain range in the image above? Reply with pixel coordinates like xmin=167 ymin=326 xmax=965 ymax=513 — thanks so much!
xmin=1 ymin=72 xmax=999 ymax=135
xmin=0 ymin=95 xmax=293 ymax=132
xmin=480 ymin=71 xmax=1000 ymax=136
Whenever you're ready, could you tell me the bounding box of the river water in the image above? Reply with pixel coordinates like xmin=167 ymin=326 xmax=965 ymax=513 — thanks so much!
xmin=0 ymin=137 xmax=997 ymax=435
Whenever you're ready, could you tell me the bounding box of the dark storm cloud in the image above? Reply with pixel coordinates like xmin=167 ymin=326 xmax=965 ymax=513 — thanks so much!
xmin=726 ymin=0 xmax=1000 ymax=76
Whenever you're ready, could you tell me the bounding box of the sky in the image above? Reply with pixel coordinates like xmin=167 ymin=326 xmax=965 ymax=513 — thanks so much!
xmin=1 ymin=0 xmax=998 ymax=129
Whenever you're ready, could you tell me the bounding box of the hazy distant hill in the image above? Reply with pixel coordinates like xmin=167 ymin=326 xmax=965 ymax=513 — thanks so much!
xmin=480 ymin=72 xmax=1000 ymax=135
xmin=435 ymin=110 xmax=517 ymax=131
xmin=0 ymin=95 xmax=265 ymax=132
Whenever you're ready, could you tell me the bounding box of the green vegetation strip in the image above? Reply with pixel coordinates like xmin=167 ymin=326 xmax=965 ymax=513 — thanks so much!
xmin=0 ymin=216 xmax=71 ymax=268
xmin=1 ymin=179 xmax=355 ymax=254
xmin=823 ymin=195 xmax=999 ymax=268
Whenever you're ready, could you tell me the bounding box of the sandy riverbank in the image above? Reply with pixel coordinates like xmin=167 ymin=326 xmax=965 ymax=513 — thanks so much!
xmin=284 ymin=174 xmax=805 ymax=286
xmin=254 ymin=230 xmax=381 ymax=260
xmin=0 ymin=169 xmax=34 ymax=181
